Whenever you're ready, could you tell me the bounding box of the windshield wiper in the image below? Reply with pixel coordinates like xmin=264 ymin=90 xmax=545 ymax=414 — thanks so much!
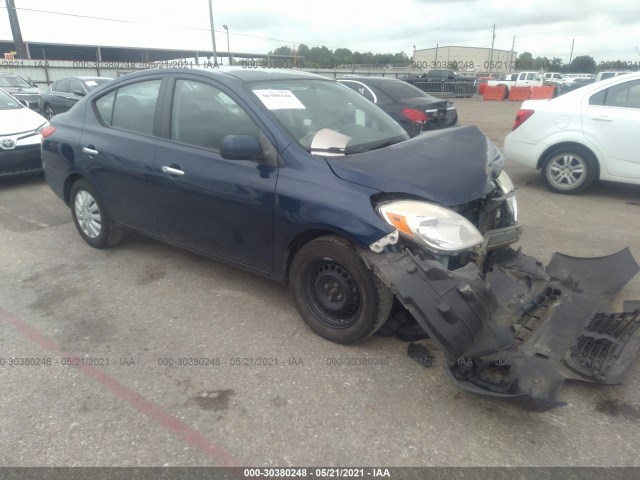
xmin=345 ymin=137 xmax=404 ymax=154
xmin=306 ymin=147 xmax=345 ymax=154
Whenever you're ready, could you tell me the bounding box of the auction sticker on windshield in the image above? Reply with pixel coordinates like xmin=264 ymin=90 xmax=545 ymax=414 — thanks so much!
xmin=253 ymin=89 xmax=305 ymax=110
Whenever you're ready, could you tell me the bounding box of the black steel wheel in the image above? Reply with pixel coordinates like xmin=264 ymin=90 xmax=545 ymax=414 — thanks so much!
xmin=290 ymin=236 xmax=393 ymax=344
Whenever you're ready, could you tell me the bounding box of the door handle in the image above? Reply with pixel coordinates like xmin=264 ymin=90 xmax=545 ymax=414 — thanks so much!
xmin=162 ymin=165 xmax=185 ymax=176
xmin=82 ymin=146 xmax=99 ymax=155
xmin=592 ymin=115 xmax=612 ymax=122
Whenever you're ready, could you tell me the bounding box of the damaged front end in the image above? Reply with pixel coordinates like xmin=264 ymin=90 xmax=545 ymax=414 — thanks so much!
xmin=365 ymin=174 xmax=640 ymax=409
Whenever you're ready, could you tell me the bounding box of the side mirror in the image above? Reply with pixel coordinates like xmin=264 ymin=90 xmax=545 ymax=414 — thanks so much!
xmin=19 ymin=99 xmax=29 ymax=108
xmin=27 ymin=76 xmax=35 ymax=87
xmin=73 ymin=90 xmax=86 ymax=97
xmin=221 ymin=134 xmax=264 ymax=161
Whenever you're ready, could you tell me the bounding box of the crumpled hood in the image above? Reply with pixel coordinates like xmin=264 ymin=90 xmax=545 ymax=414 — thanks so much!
xmin=326 ymin=125 xmax=497 ymax=206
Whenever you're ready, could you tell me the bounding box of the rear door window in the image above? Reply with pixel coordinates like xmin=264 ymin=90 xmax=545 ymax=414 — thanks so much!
xmin=54 ymin=79 xmax=69 ymax=93
xmin=69 ymin=79 xmax=85 ymax=96
xmin=94 ymin=80 xmax=162 ymax=135
xmin=589 ymin=80 xmax=640 ymax=108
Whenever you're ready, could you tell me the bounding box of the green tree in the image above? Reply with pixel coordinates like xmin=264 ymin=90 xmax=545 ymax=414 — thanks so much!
xmin=270 ymin=46 xmax=292 ymax=56
xmin=568 ymin=55 xmax=596 ymax=73
xmin=334 ymin=48 xmax=353 ymax=67
xmin=549 ymin=57 xmax=563 ymax=71
xmin=517 ymin=52 xmax=534 ymax=70
xmin=296 ymin=44 xmax=310 ymax=64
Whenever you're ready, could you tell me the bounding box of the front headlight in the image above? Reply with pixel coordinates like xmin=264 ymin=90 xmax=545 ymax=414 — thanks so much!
xmin=378 ymin=200 xmax=484 ymax=254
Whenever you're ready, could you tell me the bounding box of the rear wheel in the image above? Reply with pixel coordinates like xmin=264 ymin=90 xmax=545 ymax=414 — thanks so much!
xmin=70 ymin=179 xmax=125 ymax=248
xmin=542 ymin=146 xmax=598 ymax=194
xmin=289 ymin=236 xmax=393 ymax=344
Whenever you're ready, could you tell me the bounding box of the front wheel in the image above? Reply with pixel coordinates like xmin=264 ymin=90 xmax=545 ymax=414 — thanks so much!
xmin=542 ymin=147 xmax=597 ymax=194
xmin=289 ymin=236 xmax=393 ymax=344
xmin=70 ymin=179 xmax=125 ymax=248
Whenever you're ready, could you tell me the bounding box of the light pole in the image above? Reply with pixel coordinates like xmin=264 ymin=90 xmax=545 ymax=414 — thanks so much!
xmin=207 ymin=0 xmax=218 ymax=66
xmin=223 ymin=24 xmax=231 ymax=65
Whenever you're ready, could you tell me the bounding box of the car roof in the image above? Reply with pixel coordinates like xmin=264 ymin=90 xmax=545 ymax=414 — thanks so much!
xmin=195 ymin=67 xmax=326 ymax=82
xmin=551 ymin=71 xmax=640 ymax=102
xmin=110 ymin=67 xmax=330 ymax=86
xmin=337 ymin=76 xmax=401 ymax=84
xmin=74 ymin=76 xmax=113 ymax=81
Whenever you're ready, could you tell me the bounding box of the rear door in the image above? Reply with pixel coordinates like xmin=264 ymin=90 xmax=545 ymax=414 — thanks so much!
xmin=79 ymin=76 xmax=165 ymax=232
xmin=67 ymin=79 xmax=87 ymax=111
xmin=154 ymin=77 xmax=278 ymax=272
xmin=584 ymin=78 xmax=640 ymax=179
xmin=48 ymin=79 xmax=70 ymax=114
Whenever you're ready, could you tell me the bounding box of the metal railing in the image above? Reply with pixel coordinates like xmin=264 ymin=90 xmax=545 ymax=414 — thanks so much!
xmin=409 ymin=81 xmax=477 ymax=98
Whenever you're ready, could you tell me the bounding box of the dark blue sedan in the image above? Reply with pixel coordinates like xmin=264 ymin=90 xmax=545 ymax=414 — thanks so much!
xmin=41 ymin=68 xmax=640 ymax=407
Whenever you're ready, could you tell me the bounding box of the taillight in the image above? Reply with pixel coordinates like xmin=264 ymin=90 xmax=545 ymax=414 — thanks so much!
xmin=513 ymin=109 xmax=534 ymax=130
xmin=41 ymin=126 xmax=56 ymax=139
xmin=402 ymin=108 xmax=428 ymax=123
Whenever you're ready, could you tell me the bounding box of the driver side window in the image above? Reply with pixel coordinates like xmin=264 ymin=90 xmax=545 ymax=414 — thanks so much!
xmin=170 ymin=79 xmax=259 ymax=151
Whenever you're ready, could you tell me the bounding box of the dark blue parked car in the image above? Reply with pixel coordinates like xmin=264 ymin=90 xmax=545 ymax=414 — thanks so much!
xmin=41 ymin=68 xmax=640 ymax=407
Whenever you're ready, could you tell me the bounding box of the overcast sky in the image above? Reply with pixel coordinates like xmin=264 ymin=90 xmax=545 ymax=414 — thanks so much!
xmin=1 ymin=0 xmax=639 ymax=63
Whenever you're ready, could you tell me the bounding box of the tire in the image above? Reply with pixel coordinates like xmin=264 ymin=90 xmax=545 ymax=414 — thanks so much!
xmin=289 ymin=236 xmax=394 ymax=344
xmin=70 ymin=179 xmax=125 ymax=248
xmin=43 ymin=104 xmax=55 ymax=121
xmin=542 ymin=146 xmax=598 ymax=194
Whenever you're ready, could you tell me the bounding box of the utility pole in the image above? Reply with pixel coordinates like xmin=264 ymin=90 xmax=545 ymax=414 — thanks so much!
xmin=509 ymin=36 xmax=515 ymax=73
xmin=5 ymin=0 xmax=28 ymax=59
xmin=488 ymin=23 xmax=496 ymax=73
xmin=568 ymin=38 xmax=575 ymax=67
xmin=208 ymin=0 xmax=218 ymax=66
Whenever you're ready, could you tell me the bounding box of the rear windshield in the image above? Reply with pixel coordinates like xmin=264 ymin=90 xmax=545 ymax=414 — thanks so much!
xmin=84 ymin=78 xmax=112 ymax=91
xmin=374 ymin=80 xmax=432 ymax=100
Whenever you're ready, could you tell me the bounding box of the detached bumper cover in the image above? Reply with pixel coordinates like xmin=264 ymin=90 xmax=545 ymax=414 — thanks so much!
xmin=364 ymin=247 xmax=640 ymax=408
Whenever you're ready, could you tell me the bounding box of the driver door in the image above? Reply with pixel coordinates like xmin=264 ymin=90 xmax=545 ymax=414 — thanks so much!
xmin=154 ymin=78 xmax=278 ymax=272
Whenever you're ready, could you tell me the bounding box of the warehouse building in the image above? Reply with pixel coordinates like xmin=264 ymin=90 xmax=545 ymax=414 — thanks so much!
xmin=413 ymin=45 xmax=516 ymax=74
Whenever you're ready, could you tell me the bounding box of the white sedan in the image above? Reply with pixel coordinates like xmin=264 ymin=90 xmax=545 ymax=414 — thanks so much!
xmin=0 ymin=87 xmax=49 ymax=177
xmin=504 ymin=72 xmax=640 ymax=194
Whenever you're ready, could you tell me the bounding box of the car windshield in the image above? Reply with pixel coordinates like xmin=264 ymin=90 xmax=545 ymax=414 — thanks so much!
xmin=0 ymin=89 xmax=22 ymax=109
xmin=0 ymin=75 xmax=31 ymax=88
xmin=83 ymin=78 xmax=112 ymax=91
xmin=248 ymin=79 xmax=409 ymax=154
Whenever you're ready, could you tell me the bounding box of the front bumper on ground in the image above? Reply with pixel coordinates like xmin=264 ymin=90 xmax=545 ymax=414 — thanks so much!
xmin=364 ymin=247 xmax=640 ymax=409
